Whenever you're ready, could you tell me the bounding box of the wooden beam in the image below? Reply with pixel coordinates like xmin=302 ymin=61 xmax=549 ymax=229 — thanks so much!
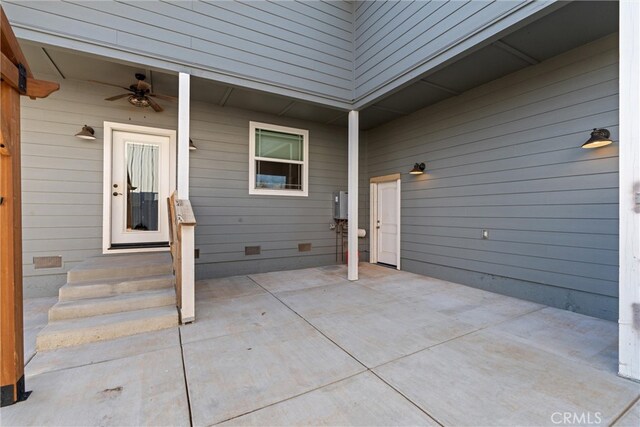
xmin=0 ymin=6 xmax=32 ymax=78
xmin=0 ymin=80 xmax=25 ymax=407
xmin=1 ymin=52 xmax=59 ymax=98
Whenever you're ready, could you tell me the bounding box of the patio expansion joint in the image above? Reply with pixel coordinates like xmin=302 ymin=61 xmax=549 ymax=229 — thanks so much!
xmin=178 ymin=328 xmax=194 ymax=427
xmin=610 ymin=394 xmax=640 ymax=426
xmin=211 ymin=370 xmax=367 ymax=426
xmin=246 ymin=275 xmax=445 ymax=427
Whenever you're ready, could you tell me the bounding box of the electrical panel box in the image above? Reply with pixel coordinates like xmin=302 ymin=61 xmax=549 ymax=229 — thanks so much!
xmin=333 ymin=191 xmax=348 ymax=220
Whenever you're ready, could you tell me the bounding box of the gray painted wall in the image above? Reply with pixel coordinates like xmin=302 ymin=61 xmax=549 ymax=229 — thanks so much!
xmin=20 ymin=75 xmax=347 ymax=297
xmin=4 ymin=0 xmax=354 ymax=108
xmin=362 ymin=34 xmax=619 ymax=320
xmin=189 ymin=100 xmax=347 ymax=279
xmin=353 ymin=0 xmax=560 ymax=107
xmin=20 ymin=75 xmax=179 ymax=296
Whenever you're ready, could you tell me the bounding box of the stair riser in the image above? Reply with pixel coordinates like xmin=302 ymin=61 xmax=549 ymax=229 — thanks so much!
xmin=67 ymin=263 xmax=173 ymax=284
xmin=36 ymin=312 xmax=178 ymax=351
xmin=49 ymin=295 xmax=176 ymax=321
xmin=59 ymin=278 xmax=174 ymax=301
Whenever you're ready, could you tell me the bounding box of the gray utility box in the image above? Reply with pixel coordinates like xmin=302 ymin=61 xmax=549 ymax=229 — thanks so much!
xmin=333 ymin=191 xmax=348 ymax=220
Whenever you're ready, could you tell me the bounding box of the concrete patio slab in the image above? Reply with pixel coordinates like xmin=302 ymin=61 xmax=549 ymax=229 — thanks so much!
xmin=221 ymin=372 xmax=439 ymax=426
xmin=14 ymin=265 xmax=638 ymax=427
xmin=249 ymin=266 xmax=349 ymax=293
xmin=275 ymin=281 xmax=396 ymax=318
xmin=615 ymin=398 xmax=640 ymax=426
xmin=180 ymin=292 xmax=301 ymax=344
xmin=183 ymin=320 xmax=365 ymax=426
xmin=2 ymin=346 xmax=189 ymax=426
xmin=308 ymin=298 xmax=479 ymax=367
xmin=26 ymin=328 xmax=180 ymax=377
xmin=492 ymin=307 xmax=619 ymax=373
xmin=408 ymin=285 xmax=544 ymax=327
xmin=196 ymin=275 xmax=265 ymax=302
xmin=23 ymin=296 xmax=57 ymax=363
xmin=356 ymin=274 xmax=458 ymax=300
xmin=374 ymin=328 xmax=639 ymax=426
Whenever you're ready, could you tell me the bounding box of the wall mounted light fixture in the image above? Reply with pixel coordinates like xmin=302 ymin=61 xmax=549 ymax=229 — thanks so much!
xmin=189 ymin=138 xmax=197 ymax=151
xmin=409 ymin=162 xmax=426 ymax=175
xmin=75 ymin=125 xmax=96 ymax=140
xmin=582 ymin=128 xmax=612 ymax=149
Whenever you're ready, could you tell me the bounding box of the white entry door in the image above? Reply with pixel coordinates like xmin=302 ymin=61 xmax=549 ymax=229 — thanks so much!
xmin=376 ymin=180 xmax=400 ymax=267
xmin=110 ymin=130 xmax=172 ymax=246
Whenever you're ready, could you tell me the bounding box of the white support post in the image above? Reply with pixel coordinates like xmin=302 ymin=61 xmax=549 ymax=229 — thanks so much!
xmin=178 ymin=72 xmax=190 ymax=198
xmin=180 ymin=225 xmax=195 ymax=323
xmin=619 ymin=0 xmax=640 ymax=382
xmin=348 ymin=110 xmax=359 ymax=281
xmin=177 ymin=72 xmax=194 ymax=323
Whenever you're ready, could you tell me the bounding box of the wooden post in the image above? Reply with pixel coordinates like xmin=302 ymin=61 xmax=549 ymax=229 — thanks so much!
xmin=0 ymin=80 xmax=26 ymax=406
xmin=1 ymin=6 xmax=59 ymax=406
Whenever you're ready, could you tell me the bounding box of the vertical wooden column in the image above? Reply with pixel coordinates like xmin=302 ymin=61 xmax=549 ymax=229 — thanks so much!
xmin=347 ymin=110 xmax=359 ymax=281
xmin=0 ymin=80 xmax=26 ymax=406
xmin=618 ymin=0 xmax=640 ymax=382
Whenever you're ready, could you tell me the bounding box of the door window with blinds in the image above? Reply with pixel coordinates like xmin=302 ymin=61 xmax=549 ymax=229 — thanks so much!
xmin=249 ymin=122 xmax=309 ymax=196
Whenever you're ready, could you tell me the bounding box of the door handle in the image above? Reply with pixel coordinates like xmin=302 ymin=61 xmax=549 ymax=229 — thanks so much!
xmin=113 ymin=192 xmax=122 ymax=196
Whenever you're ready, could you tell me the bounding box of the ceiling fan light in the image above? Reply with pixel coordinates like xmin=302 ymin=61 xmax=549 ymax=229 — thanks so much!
xmin=75 ymin=125 xmax=96 ymax=140
xmin=128 ymin=95 xmax=150 ymax=108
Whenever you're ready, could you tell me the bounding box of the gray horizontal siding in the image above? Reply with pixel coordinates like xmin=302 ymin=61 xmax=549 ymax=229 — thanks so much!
xmin=354 ymin=0 xmax=560 ymax=106
xmin=4 ymin=0 xmax=354 ymax=106
xmin=188 ymin=100 xmax=347 ymax=279
xmin=362 ymin=34 xmax=619 ymax=320
xmin=20 ymin=74 xmax=348 ymax=297
xmin=19 ymin=75 xmax=181 ymax=297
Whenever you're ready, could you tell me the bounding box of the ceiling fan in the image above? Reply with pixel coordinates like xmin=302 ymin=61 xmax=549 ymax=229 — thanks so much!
xmin=90 ymin=73 xmax=176 ymax=112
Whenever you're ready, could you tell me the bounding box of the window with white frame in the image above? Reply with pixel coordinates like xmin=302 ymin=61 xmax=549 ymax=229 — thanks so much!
xmin=249 ymin=121 xmax=309 ymax=197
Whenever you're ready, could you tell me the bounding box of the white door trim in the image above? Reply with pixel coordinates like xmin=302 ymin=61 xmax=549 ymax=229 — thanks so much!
xmin=369 ymin=174 xmax=401 ymax=270
xmin=102 ymin=121 xmax=176 ymax=254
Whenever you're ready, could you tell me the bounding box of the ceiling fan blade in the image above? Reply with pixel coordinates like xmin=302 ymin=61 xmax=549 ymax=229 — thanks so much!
xmin=105 ymin=93 xmax=131 ymax=101
xmin=149 ymin=93 xmax=178 ymax=102
xmin=137 ymin=80 xmax=152 ymax=92
xmin=89 ymin=80 xmax=131 ymax=91
xmin=146 ymin=96 xmax=164 ymax=112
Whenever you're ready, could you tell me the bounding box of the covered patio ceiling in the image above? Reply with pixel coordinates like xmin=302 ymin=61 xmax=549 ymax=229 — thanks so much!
xmin=19 ymin=0 xmax=618 ymax=131
xmin=359 ymin=0 xmax=619 ymax=129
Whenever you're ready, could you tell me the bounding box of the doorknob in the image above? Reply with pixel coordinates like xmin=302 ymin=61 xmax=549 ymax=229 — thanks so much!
xmin=113 ymin=192 xmax=122 ymax=196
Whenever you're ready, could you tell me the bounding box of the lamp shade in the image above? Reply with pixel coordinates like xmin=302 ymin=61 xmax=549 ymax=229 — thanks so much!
xmin=189 ymin=139 xmax=197 ymax=151
xmin=410 ymin=162 xmax=425 ymax=175
xmin=582 ymin=128 xmax=612 ymax=148
xmin=75 ymin=125 xmax=96 ymax=140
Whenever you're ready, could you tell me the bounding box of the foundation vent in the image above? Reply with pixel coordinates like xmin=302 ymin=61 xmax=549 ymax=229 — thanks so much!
xmin=298 ymin=243 xmax=312 ymax=252
xmin=33 ymin=256 xmax=62 ymax=269
xmin=245 ymin=246 xmax=261 ymax=256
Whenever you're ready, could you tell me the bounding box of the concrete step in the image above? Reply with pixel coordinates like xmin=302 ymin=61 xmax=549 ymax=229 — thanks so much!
xmin=37 ymin=306 xmax=179 ymax=351
xmin=67 ymin=252 xmax=173 ymax=284
xmin=59 ymin=274 xmax=175 ymax=301
xmin=49 ymin=288 xmax=176 ymax=321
